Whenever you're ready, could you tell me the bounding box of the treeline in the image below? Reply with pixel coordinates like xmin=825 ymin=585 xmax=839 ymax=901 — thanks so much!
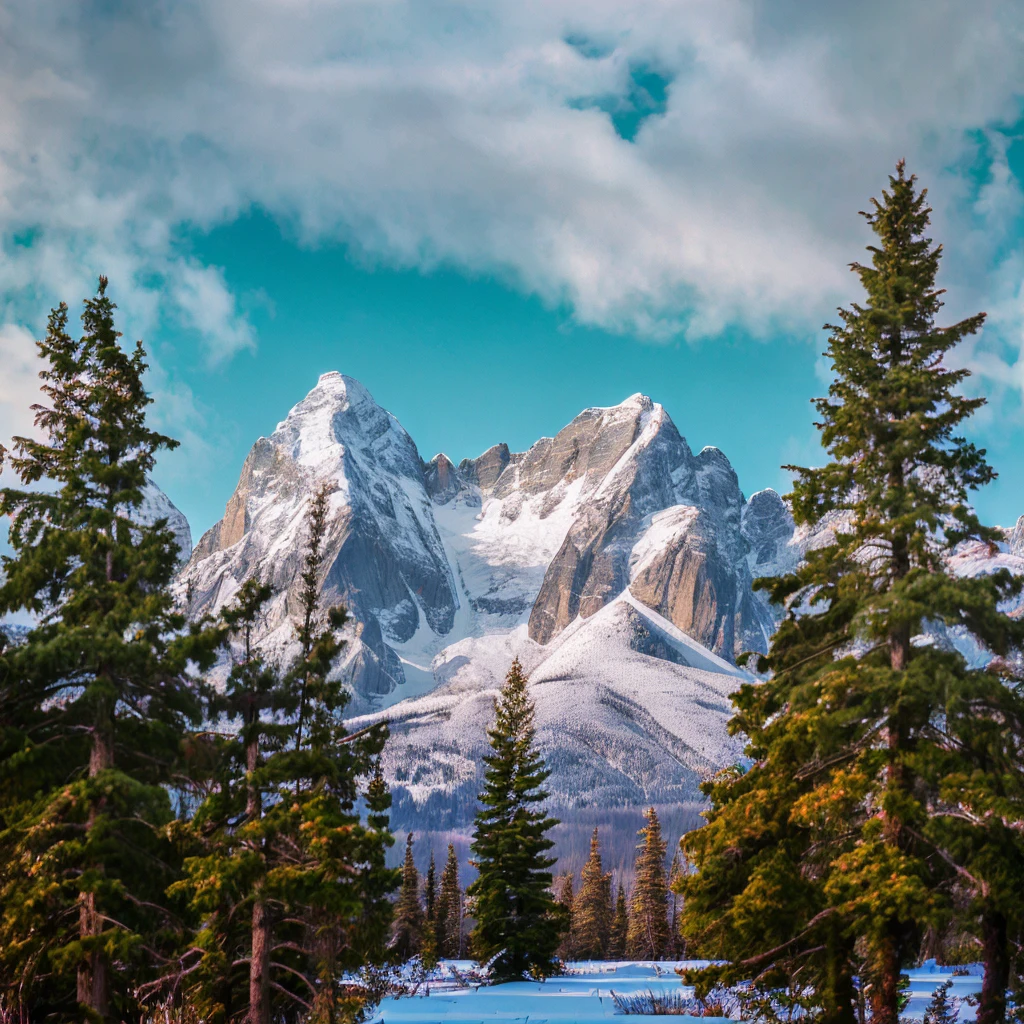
xmin=0 ymin=282 xmax=397 ymax=1023
xmin=389 ymin=808 xmax=691 ymax=966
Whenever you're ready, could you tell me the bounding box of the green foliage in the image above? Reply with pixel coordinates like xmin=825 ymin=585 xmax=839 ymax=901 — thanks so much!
xmin=679 ymin=163 xmax=1024 ymax=1024
xmin=0 ymin=280 xmax=221 ymax=1020
xmin=607 ymin=884 xmax=628 ymax=961
xmin=574 ymin=829 xmax=613 ymax=960
xmin=554 ymin=874 xmax=577 ymax=961
xmin=391 ymin=834 xmax=424 ymax=962
xmin=435 ymin=843 xmax=463 ymax=959
xmin=467 ymin=659 xmax=562 ymax=981
xmin=165 ymin=487 xmax=397 ymax=1023
xmin=626 ymin=808 xmax=670 ymax=960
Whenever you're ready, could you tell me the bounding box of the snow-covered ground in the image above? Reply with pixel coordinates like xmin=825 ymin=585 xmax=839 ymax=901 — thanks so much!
xmin=376 ymin=960 xmax=985 ymax=1023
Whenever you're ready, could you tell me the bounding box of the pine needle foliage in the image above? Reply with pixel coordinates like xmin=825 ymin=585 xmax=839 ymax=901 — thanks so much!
xmin=391 ymin=834 xmax=424 ymax=962
xmin=626 ymin=808 xmax=670 ymax=961
xmin=554 ymin=875 xmax=577 ymax=962
xmin=679 ymin=163 xmax=1024 ymax=1024
xmin=0 ymin=280 xmax=221 ymax=1020
xmin=608 ymin=885 xmax=628 ymax=961
xmin=467 ymin=659 xmax=562 ymax=981
xmin=574 ymin=829 xmax=613 ymax=960
xmin=167 ymin=489 xmax=396 ymax=1023
xmin=435 ymin=844 xmax=463 ymax=959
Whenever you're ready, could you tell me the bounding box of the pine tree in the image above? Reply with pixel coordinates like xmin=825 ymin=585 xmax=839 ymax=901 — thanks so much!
xmin=0 ymin=280 xmax=221 ymax=1019
xmin=679 ymin=162 xmax=1024 ymax=1024
xmin=421 ymin=851 xmax=439 ymax=966
xmin=668 ymin=850 xmax=683 ymax=959
xmin=607 ymin=884 xmax=628 ymax=961
xmin=168 ymin=488 xmax=397 ymax=1023
xmin=467 ymin=658 xmax=562 ymax=981
xmin=391 ymin=834 xmax=425 ymax=962
xmin=435 ymin=843 xmax=463 ymax=959
xmin=555 ymin=874 xmax=577 ymax=962
xmin=626 ymin=808 xmax=670 ymax=960
xmin=574 ymin=829 xmax=613 ymax=960
xmin=923 ymin=980 xmax=960 ymax=1024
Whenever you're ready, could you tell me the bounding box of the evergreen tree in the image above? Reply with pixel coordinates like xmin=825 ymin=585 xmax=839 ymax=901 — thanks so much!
xmin=668 ymin=851 xmax=683 ymax=959
xmin=391 ymin=834 xmax=424 ymax=962
xmin=421 ymin=851 xmax=439 ymax=966
xmin=679 ymin=163 xmax=1024 ymax=1024
xmin=436 ymin=843 xmax=463 ymax=959
xmin=626 ymin=808 xmax=670 ymax=960
xmin=168 ymin=488 xmax=397 ymax=1023
xmin=0 ymin=280 xmax=221 ymax=1019
xmin=555 ymin=875 xmax=577 ymax=962
xmin=467 ymin=659 xmax=562 ymax=981
xmin=574 ymin=829 xmax=613 ymax=960
xmin=607 ymin=884 xmax=628 ymax=961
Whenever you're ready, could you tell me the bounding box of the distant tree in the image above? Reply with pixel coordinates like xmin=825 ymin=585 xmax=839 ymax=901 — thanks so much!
xmin=436 ymin=843 xmax=463 ymax=959
xmin=608 ymin=884 xmax=629 ymax=961
xmin=467 ymin=659 xmax=562 ymax=980
xmin=391 ymin=834 xmax=425 ymax=962
xmin=555 ymin=874 xmax=577 ymax=962
xmin=0 ymin=280 xmax=221 ymax=1019
xmin=167 ymin=488 xmax=397 ymax=1023
xmin=574 ymin=829 xmax=613 ymax=960
xmin=627 ymin=808 xmax=670 ymax=960
xmin=668 ymin=850 xmax=684 ymax=959
xmin=421 ymin=851 xmax=439 ymax=966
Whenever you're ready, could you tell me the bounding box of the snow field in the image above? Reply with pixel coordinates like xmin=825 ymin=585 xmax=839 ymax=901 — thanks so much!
xmin=377 ymin=961 xmax=985 ymax=1023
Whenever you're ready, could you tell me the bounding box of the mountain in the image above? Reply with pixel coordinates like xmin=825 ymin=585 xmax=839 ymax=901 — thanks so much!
xmin=180 ymin=374 xmax=787 ymax=706
xmin=177 ymin=372 xmax=1024 ymax=869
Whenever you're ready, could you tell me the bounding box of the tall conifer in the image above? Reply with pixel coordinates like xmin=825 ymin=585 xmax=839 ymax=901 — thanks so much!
xmin=391 ymin=834 xmax=424 ymax=962
xmin=436 ymin=843 xmax=463 ymax=959
xmin=467 ymin=659 xmax=561 ymax=980
xmin=608 ymin=884 xmax=628 ymax=961
xmin=0 ymin=281 xmax=220 ymax=1019
xmin=168 ymin=489 xmax=396 ymax=1023
xmin=680 ymin=163 xmax=1024 ymax=1024
xmin=555 ymin=875 xmax=577 ymax=962
xmin=626 ymin=808 xmax=670 ymax=960
xmin=574 ymin=829 xmax=613 ymax=960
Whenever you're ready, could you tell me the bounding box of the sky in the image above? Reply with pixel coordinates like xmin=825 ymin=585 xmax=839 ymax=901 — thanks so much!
xmin=2 ymin=1 xmax=1024 ymax=540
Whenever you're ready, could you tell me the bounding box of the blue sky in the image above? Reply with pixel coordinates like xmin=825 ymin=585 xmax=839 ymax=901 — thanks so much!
xmin=2 ymin=1 xmax=1024 ymax=538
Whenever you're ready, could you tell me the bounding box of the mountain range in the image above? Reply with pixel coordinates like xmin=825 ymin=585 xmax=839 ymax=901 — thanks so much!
xmin=170 ymin=372 xmax=1024 ymax=869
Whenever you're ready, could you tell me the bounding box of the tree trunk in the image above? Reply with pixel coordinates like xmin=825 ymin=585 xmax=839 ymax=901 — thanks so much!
xmin=249 ymin=887 xmax=270 ymax=1024
xmin=78 ymin=725 xmax=112 ymax=1018
xmin=869 ymin=930 xmax=902 ymax=1024
xmin=976 ymin=909 xmax=1009 ymax=1024
xmin=823 ymin=922 xmax=857 ymax=1024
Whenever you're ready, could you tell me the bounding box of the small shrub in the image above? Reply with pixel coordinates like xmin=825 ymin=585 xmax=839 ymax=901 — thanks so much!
xmin=611 ymin=986 xmax=741 ymax=1016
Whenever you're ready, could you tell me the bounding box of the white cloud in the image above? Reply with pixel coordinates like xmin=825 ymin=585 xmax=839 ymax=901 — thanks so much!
xmin=0 ymin=0 xmax=1023 ymax=377
xmin=0 ymin=323 xmax=44 ymax=460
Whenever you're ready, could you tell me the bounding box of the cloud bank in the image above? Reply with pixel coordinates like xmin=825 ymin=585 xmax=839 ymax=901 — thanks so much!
xmin=1 ymin=0 xmax=1024 ymax=418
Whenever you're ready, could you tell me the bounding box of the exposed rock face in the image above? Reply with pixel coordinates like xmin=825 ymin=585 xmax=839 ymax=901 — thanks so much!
xmin=181 ymin=372 xmax=458 ymax=699
xmin=180 ymin=376 xmax=786 ymax=704
xmin=139 ymin=481 xmax=193 ymax=565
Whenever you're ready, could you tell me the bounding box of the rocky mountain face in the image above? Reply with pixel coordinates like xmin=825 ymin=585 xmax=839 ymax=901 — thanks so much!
xmin=176 ymin=372 xmax=1024 ymax=860
xmin=180 ymin=375 xmax=789 ymax=704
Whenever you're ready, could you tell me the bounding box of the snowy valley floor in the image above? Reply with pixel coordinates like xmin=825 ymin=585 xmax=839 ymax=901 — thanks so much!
xmin=376 ymin=961 xmax=984 ymax=1023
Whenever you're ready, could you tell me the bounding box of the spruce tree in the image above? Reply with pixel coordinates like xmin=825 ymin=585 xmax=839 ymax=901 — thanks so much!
xmin=574 ymin=829 xmax=613 ymax=960
xmin=555 ymin=875 xmax=577 ymax=962
xmin=0 ymin=280 xmax=220 ymax=1019
xmin=467 ymin=658 xmax=562 ymax=981
xmin=436 ymin=843 xmax=463 ymax=959
xmin=168 ymin=488 xmax=397 ymax=1023
xmin=679 ymin=162 xmax=1024 ymax=1024
xmin=391 ymin=834 xmax=425 ymax=962
xmin=668 ymin=851 xmax=683 ymax=959
xmin=421 ymin=851 xmax=439 ymax=966
xmin=626 ymin=808 xmax=670 ymax=960
xmin=608 ymin=884 xmax=628 ymax=961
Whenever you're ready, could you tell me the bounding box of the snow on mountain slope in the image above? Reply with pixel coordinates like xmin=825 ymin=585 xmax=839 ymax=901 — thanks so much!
xmin=180 ymin=375 xmax=781 ymax=712
xmin=349 ymin=591 xmax=748 ymax=833
xmin=139 ymin=481 xmax=193 ymax=564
